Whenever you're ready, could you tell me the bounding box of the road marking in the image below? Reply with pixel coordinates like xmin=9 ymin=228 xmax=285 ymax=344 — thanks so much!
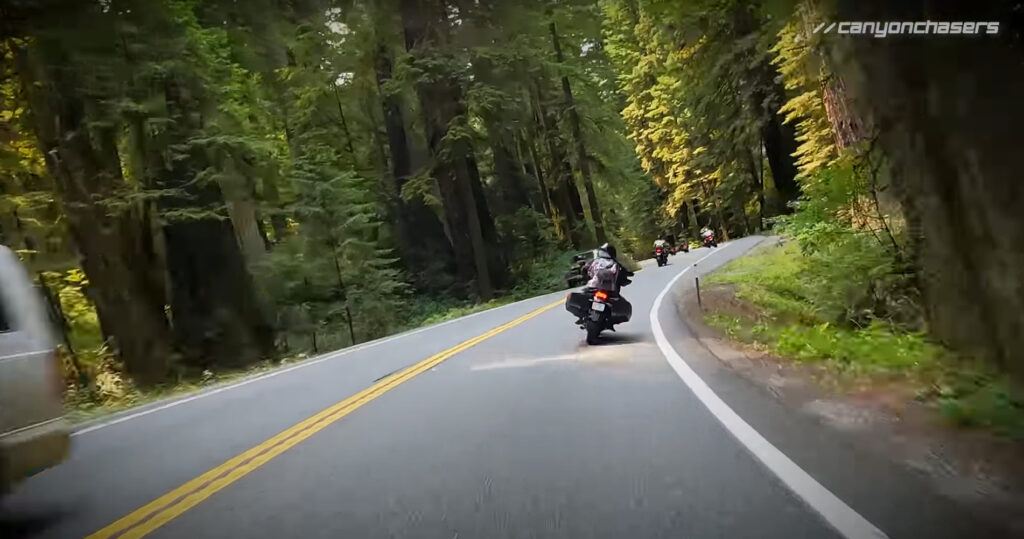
xmin=471 ymin=354 xmax=578 ymax=370
xmin=73 ymin=293 xmax=559 ymax=437
xmin=650 ymin=241 xmax=887 ymax=539
xmin=86 ymin=298 xmax=563 ymax=539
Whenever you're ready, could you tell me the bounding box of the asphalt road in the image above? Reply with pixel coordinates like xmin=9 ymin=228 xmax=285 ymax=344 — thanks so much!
xmin=0 ymin=238 xmax=1002 ymax=538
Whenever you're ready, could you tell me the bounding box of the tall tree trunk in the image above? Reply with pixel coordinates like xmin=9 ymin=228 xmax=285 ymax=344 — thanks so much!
xmin=456 ymin=156 xmax=495 ymax=299
xmin=729 ymin=2 xmax=801 ymax=207
xmin=714 ymin=202 xmax=730 ymax=241
xmin=264 ymin=85 xmax=296 ymax=243
xmin=747 ymin=144 xmax=766 ymax=231
xmin=487 ymin=131 xmax=531 ymax=212
xmin=838 ymin=0 xmax=1024 ymax=380
xmin=258 ymin=158 xmax=288 ymax=242
xmin=532 ymin=82 xmax=585 ymax=247
xmin=679 ymin=201 xmax=693 ymax=239
xmin=513 ymin=131 xmax=548 ymax=215
xmin=470 ymin=55 xmax=532 ymax=217
xmin=821 ymin=75 xmax=866 ymax=149
xmin=373 ymin=41 xmax=454 ymax=281
xmin=363 ymin=86 xmax=398 ymax=232
xmin=549 ymin=17 xmax=606 ymax=243
xmin=15 ymin=43 xmax=175 ymax=385
xmin=400 ymin=0 xmax=493 ymax=298
xmin=332 ymin=84 xmax=357 ymax=158
xmin=329 ymin=243 xmax=357 ymax=346
xmin=466 ymin=151 xmax=508 ymax=288
xmin=218 ymin=158 xmax=268 ymax=265
xmin=691 ymin=198 xmax=705 ymax=230
xmin=524 ymin=129 xmax=556 ymax=219
xmin=226 ymin=197 xmax=268 ymax=264
xmin=762 ymin=110 xmax=801 ymax=204
xmin=521 ymin=85 xmax=562 ymax=223
xmin=152 ymin=73 xmax=273 ymax=368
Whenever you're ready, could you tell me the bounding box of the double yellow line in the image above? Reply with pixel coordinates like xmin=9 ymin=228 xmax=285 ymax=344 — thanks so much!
xmin=89 ymin=298 xmax=564 ymax=539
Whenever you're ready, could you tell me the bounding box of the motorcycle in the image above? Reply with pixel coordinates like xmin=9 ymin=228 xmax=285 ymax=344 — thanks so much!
xmin=563 ymin=251 xmax=595 ymax=288
xmin=564 ymin=262 xmax=634 ymax=345
xmin=654 ymin=247 xmax=669 ymax=266
xmin=564 ymin=288 xmax=633 ymax=345
xmin=702 ymin=234 xmax=718 ymax=248
xmin=678 ymin=241 xmax=690 ymax=253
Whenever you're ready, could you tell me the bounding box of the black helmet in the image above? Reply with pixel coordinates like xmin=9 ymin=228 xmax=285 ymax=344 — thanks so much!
xmin=599 ymin=242 xmax=617 ymax=259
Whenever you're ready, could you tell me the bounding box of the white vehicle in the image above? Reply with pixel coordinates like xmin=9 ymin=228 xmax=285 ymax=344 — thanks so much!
xmin=0 ymin=245 xmax=69 ymax=491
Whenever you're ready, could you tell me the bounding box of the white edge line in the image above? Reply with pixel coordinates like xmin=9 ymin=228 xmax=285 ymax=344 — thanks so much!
xmin=72 ymin=293 xmax=556 ymax=437
xmin=649 ymin=240 xmax=888 ymax=539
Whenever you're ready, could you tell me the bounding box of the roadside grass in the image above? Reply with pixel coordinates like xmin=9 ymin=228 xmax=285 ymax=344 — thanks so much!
xmin=63 ymin=249 xmax=579 ymax=423
xmin=704 ymin=242 xmax=1024 ymax=440
xmin=63 ymin=355 xmax=314 ymax=424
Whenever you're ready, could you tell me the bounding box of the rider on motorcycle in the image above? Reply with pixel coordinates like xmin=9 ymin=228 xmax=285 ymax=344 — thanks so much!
xmin=654 ymin=237 xmax=670 ymax=250
xmin=571 ymin=243 xmax=635 ymax=340
xmin=583 ymin=243 xmax=634 ymax=294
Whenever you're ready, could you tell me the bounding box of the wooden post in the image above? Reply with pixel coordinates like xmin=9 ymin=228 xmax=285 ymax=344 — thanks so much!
xmin=694 ymin=263 xmax=702 ymax=310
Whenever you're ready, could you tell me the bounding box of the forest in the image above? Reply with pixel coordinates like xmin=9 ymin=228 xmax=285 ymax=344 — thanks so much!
xmin=2 ymin=0 xmax=1022 ymax=409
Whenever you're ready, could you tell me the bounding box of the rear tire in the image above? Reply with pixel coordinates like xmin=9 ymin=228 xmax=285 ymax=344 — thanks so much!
xmin=585 ymin=320 xmax=601 ymax=345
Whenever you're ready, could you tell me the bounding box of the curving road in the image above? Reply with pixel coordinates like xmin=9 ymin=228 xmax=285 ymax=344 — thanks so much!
xmin=0 ymin=237 xmax=1003 ymax=538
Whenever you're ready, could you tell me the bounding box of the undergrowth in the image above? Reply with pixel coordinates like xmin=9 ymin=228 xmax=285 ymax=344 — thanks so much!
xmin=63 ymin=249 xmax=579 ymax=422
xmin=705 ymin=242 xmax=1024 ymax=440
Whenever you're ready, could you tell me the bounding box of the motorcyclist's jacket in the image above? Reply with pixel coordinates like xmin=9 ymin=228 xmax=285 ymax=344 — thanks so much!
xmin=654 ymin=239 xmax=669 ymax=249
xmin=586 ymin=257 xmax=617 ymax=291
xmin=585 ymin=249 xmax=633 ymax=292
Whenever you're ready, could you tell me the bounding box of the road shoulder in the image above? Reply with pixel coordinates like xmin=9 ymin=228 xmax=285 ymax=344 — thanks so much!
xmin=655 ymin=241 xmax=1013 ymax=538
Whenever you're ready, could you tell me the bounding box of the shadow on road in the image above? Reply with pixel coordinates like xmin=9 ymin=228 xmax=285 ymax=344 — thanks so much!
xmin=593 ymin=333 xmax=645 ymax=346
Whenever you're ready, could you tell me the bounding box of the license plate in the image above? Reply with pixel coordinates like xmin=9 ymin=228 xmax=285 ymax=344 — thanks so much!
xmin=591 ymin=301 xmax=606 ymax=312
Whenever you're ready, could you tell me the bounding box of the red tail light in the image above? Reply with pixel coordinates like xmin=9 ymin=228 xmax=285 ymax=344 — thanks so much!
xmin=656 ymin=249 xmax=662 ymax=253
xmin=594 ymin=290 xmax=609 ymax=300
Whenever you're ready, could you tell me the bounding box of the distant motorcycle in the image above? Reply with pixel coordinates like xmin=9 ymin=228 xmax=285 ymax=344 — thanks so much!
xmin=654 ymin=247 xmax=669 ymax=266
xmin=678 ymin=241 xmax=690 ymax=253
xmin=563 ymin=250 xmax=595 ymax=288
xmin=702 ymin=234 xmax=718 ymax=248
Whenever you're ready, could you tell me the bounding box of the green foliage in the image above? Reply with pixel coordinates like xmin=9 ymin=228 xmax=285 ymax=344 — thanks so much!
xmin=772 ymin=153 xmax=919 ymax=328
xmin=773 ymin=322 xmax=941 ymax=373
xmin=495 ymin=207 xmax=565 ymax=261
xmin=409 ymin=296 xmax=521 ymax=327
xmin=770 ymin=2 xmax=837 ymax=177
xmin=394 ymin=249 xmax=577 ymax=328
xmin=939 ymin=378 xmax=1024 ymax=440
xmin=39 ymin=270 xmax=104 ymax=350
xmin=706 ymin=240 xmax=918 ymax=359
xmin=256 ymin=144 xmax=409 ymax=350
xmin=401 ymin=168 xmax=444 ymax=214
xmin=34 ymin=270 xmax=146 ymax=409
xmin=706 ymin=242 xmax=1024 ymax=440
xmin=600 ymin=0 xmax=777 ymax=235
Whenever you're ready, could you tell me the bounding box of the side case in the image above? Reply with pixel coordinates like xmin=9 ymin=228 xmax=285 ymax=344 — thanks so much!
xmin=565 ymin=292 xmax=590 ymax=318
xmin=611 ymin=298 xmax=632 ymax=323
